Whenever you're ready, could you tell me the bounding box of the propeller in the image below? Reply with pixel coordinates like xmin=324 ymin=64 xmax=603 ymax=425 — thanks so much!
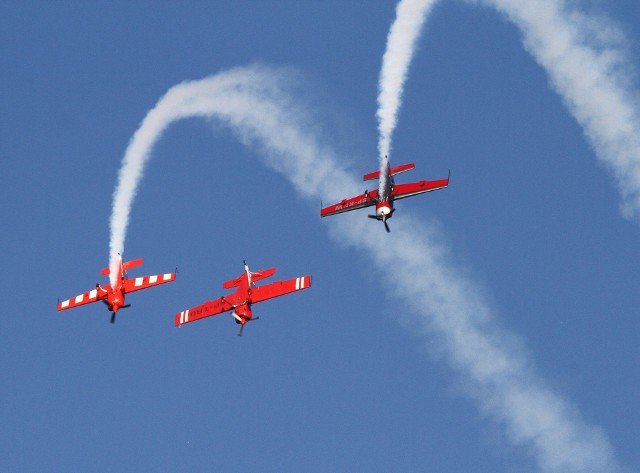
xmin=237 ymin=316 xmax=260 ymax=336
xmin=384 ymin=208 xmax=396 ymax=233
xmin=367 ymin=214 xmax=391 ymax=232
xmin=107 ymin=303 xmax=131 ymax=324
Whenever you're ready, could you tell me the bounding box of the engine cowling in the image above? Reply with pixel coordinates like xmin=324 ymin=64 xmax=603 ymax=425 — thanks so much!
xmin=232 ymin=304 xmax=252 ymax=324
xmin=376 ymin=202 xmax=392 ymax=219
xmin=107 ymin=291 xmax=124 ymax=313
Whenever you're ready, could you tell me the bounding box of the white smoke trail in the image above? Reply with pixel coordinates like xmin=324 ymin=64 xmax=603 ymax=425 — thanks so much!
xmin=377 ymin=0 xmax=438 ymax=194
xmin=109 ymin=65 xmax=621 ymax=472
xmin=475 ymin=0 xmax=640 ymax=220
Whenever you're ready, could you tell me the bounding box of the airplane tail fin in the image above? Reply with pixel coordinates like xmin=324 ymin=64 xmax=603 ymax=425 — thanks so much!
xmin=363 ymin=163 xmax=415 ymax=181
xmin=100 ymin=258 xmax=143 ymax=276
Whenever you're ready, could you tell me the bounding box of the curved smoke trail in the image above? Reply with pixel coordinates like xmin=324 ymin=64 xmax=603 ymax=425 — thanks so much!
xmin=376 ymin=0 xmax=438 ymax=194
xmin=477 ymin=0 xmax=640 ymax=220
xmin=108 ymin=65 xmax=620 ymax=472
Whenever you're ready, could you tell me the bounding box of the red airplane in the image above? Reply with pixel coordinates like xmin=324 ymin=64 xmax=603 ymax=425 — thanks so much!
xmin=175 ymin=260 xmax=311 ymax=335
xmin=321 ymin=158 xmax=449 ymax=232
xmin=57 ymin=254 xmax=176 ymax=323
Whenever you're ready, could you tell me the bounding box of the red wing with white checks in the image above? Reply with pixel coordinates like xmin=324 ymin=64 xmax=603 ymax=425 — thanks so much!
xmin=123 ymin=272 xmax=176 ymax=294
xmin=57 ymin=285 xmax=110 ymax=311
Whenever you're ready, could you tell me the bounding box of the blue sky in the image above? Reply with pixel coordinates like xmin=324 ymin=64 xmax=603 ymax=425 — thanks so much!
xmin=2 ymin=1 xmax=640 ymax=471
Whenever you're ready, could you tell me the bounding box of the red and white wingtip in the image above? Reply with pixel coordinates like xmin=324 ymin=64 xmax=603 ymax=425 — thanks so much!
xmin=295 ymin=275 xmax=311 ymax=290
xmin=176 ymin=309 xmax=190 ymax=326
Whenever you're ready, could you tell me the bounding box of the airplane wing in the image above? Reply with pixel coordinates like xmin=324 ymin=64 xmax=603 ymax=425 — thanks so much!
xmin=58 ymin=285 xmax=109 ymax=311
xmin=250 ymin=275 xmax=311 ymax=304
xmin=391 ymin=178 xmax=449 ymax=201
xmin=175 ymin=297 xmax=235 ymax=326
xmin=321 ymin=190 xmax=378 ymax=217
xmin=123 ymin=272 xmax=176 ymax=294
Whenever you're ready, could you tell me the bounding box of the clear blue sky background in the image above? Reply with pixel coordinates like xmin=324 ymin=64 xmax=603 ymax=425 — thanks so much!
xmin=2 ymin=1 xmax=640 ymax=471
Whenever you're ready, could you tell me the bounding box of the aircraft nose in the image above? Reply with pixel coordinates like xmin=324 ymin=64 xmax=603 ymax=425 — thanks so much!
xmin=377 ymin=205 xmax=391 ymax=217
xmin=109 ymin=295 xmax=123 ymax=312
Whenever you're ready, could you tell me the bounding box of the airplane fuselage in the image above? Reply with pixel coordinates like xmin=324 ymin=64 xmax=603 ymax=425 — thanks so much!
xmin=375 ymin=159 xmax=394 ymax=220
xmin=229 ymin=263 xmax=254 ymax=325
xmin=108 ymin=260 xmax=127 ymax=313
xmin=98 ymin=275 xmax=126 ymax=313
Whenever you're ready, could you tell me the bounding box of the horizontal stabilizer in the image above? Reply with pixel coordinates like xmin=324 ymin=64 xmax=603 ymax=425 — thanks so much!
xmin=222 ymin=274 xmax=244 ymax=289
xmin=222 ymin=267 xmax=277 ymax=289
xmin=100 ymin=258 xmax=144 ymax=276
xmin=363 ymin=163 xmax=415 ymax=181
xmin=249 ymin=267 xmax=276 ymax=284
